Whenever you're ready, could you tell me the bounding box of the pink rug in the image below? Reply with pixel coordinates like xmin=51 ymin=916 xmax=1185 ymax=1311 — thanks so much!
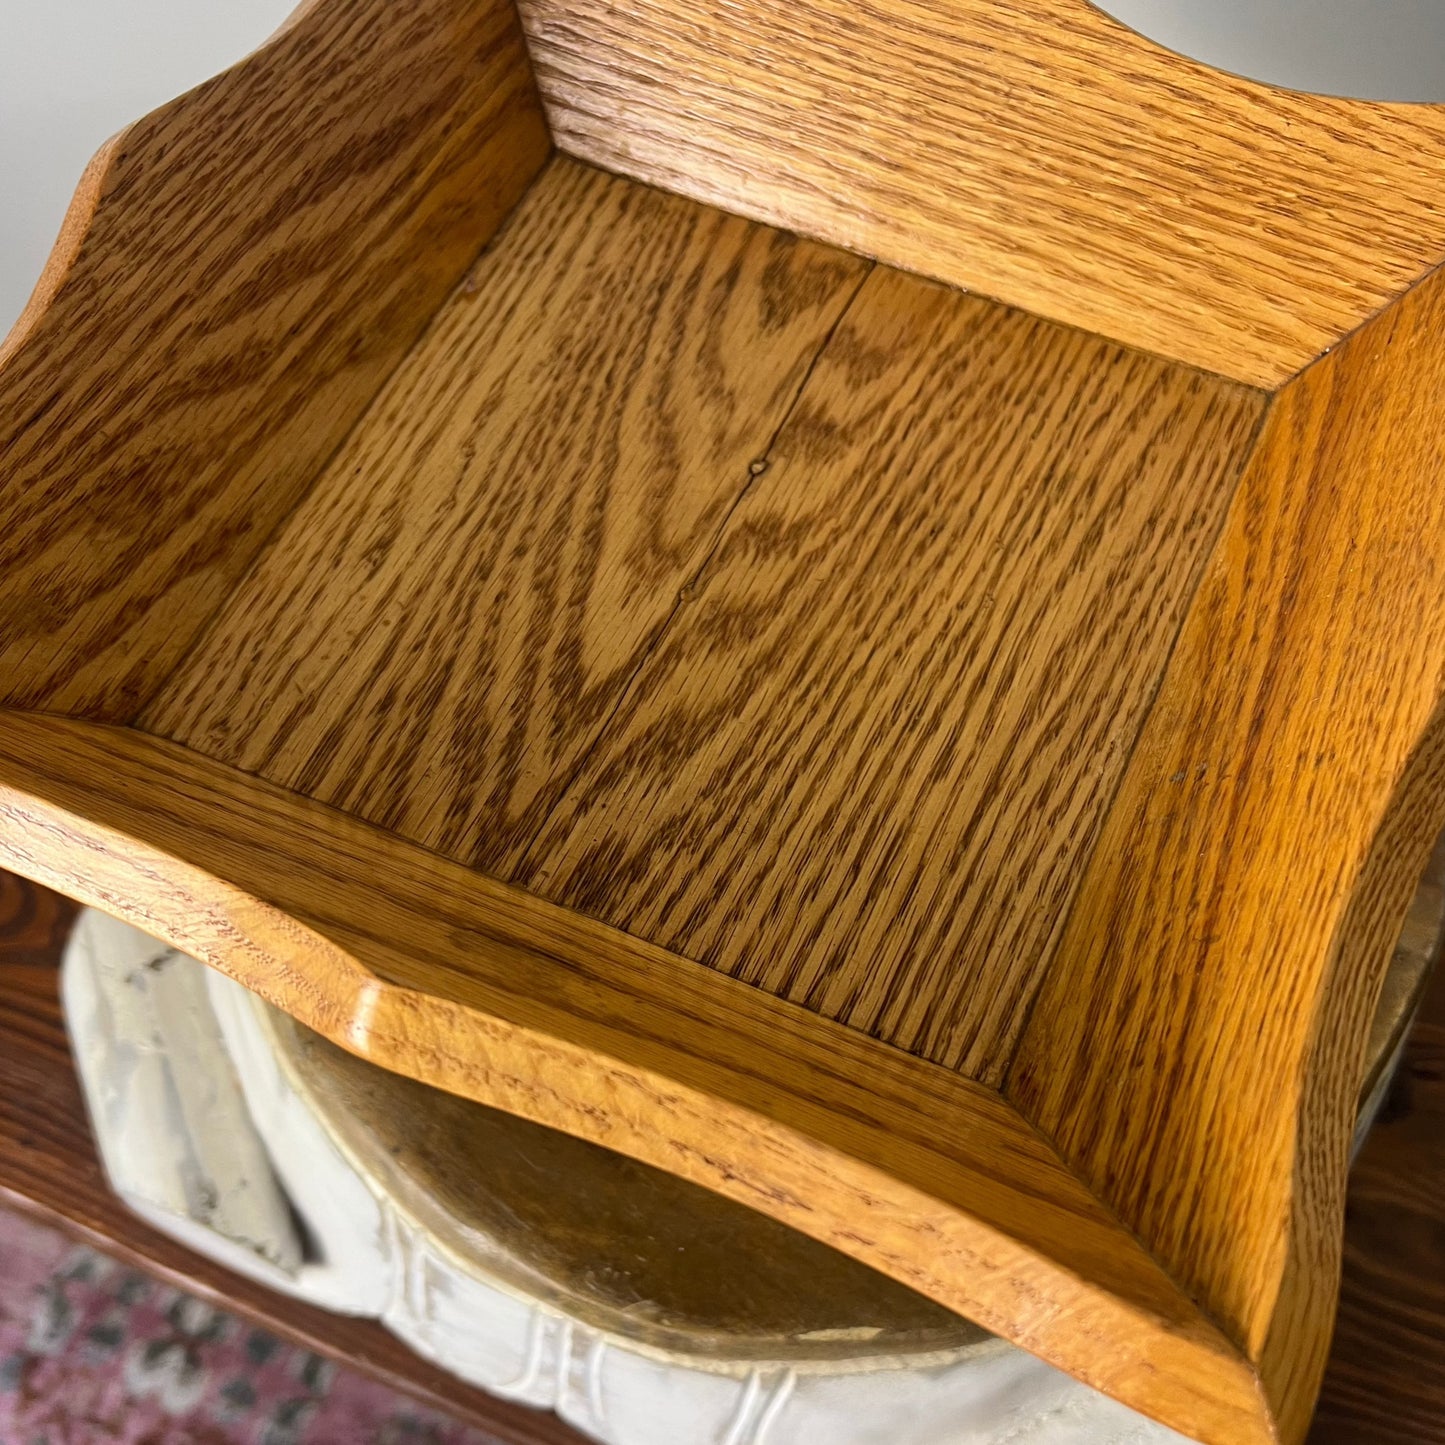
xmin=0 ymin=1207 xmax=504 ymax=1445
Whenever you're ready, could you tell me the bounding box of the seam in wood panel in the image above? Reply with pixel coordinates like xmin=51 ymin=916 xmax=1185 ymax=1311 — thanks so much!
xmin=997 ymin=389 xmax=1276 ymax=1097
xmin=514 ymin=272 xmax=1269 ymax=1079
xmin=522 ymin=0 xmax=1445 ymax=388
xmin=133 ymin=146 xmax=558 ymax=728
xmin=509 ymin=258 xmax=878 ymax=867
xmin=138 ymin=161 xmax=873 ymax=869
xmin=559 ymin=142 xmax=1279 ymax=394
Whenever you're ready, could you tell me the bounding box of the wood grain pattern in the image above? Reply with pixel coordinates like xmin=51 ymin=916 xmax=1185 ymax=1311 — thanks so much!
xmin=1010 ymin=252 xmax=1445 ymax=1441
xmin=0 ymin=0 xmax=549 ymax=719
xmin=516 ymin=267 xmax=1264 ymax=1073
xmin=0 ymin=907 xmax=584 ymax=1445
xmin=146 ymin=159 xmax=868 ymax=869
xmin=517 ymin=0 xmax=1445 ymax=385
xmin=9 ymin=7 xmax=1445 ymax=1435
xmin=1311 ymin=967 xmax=1445 ymax=1445
xmin=0 ymin=710 xmax=1270 ymax=1445
xmin=0 ymin=860 xmax=77 ymax=967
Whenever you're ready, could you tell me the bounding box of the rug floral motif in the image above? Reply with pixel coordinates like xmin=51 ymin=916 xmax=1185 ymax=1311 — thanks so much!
xmin=0 ymin=1207 xmax=504 ymax=1445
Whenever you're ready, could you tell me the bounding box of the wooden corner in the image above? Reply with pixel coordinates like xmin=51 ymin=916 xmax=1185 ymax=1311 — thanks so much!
xmin=1010 ymin=257 xmax=1445 ymax=1441
xmin=518 ymin=0 xmax=1445 ymax=384
xmin=0 ymin=0 xmax=549 ymax=718
xmin=6 ymin=2 xmax=1445 ymax=1439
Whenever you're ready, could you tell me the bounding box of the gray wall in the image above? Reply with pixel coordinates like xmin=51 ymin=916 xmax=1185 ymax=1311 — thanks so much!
xmin=1098 ymin=0 xmax=1445 ymax=100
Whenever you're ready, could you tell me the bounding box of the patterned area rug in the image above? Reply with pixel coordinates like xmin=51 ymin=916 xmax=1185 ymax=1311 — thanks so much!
xmin=0 ymin=1206 xmax=502 ymax=1445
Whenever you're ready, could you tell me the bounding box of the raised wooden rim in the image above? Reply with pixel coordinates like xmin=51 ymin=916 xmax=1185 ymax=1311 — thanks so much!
xmin=0 ymin=709 xmax=1270 ymax=1443
xmin=522 ymin=0 xmax=1445 ymax=385
xmin=10 ymin=3 xmax=1444 ymax=1437
xmin=1008 ymin=249 xmax=1445 ymax=1441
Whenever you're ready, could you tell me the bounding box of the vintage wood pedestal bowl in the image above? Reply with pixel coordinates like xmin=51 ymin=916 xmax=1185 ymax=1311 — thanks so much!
xmin=5 ymin=2 xmax=1445 ymax=1440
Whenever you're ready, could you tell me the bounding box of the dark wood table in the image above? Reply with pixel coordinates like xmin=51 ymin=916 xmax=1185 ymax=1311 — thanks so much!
xmin=1 ymin=870 xmax=1439 ymax=1444
xmin=0 ymin=871 xmax=582 ymax=1445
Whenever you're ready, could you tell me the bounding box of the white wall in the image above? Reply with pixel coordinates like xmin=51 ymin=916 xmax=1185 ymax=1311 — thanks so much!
xmin=1094 ymin=1 xmax=1445 ymax=101
xmin=0 ymin=0 xmax=296 ymax=339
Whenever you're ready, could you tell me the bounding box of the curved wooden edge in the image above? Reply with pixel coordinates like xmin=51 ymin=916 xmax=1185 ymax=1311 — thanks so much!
xmin=1082 ymin=0 xmax=1445 ymax=103
xmin=1357 ymin=829 xmax=1445 ymax=1120
xmin=1258 ymin=688 xmax=1445 ymax=1436
xmin=0 ymin=0 xmax=549 ymax=718
xmin=1010 ymin=255 xmax=1445 ymax=1441
xmin=0 ymin=0 xmax=325 ymax=367
xmin=253 ymin=998 xmax=988 ymax=1364
xmin=0 ymin=710 xmax=1268 ymax=1444
xmin=520 ymin=0 xmax=1445 ymax=386
xmin=0 ymin=138 xmax=118 ymax=374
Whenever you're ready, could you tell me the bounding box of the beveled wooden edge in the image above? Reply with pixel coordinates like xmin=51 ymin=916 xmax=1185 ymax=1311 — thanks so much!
xmin=0 ymin=710 xmax=1267 ymax=1444
xmin=0 ymin=0 xmax=550 ymax=718
xmin=0 ymin=0 xmax=320 ymax=366
xmin=1010 ymin=257 xmax=1445 ymax=1443
xmin=0 ymin=137 xmax=116 ymax=374
xmin=2 ymin=0 xmax=518 ymax=369
xmin=255 ymin=999 xmax=987 ymax=1364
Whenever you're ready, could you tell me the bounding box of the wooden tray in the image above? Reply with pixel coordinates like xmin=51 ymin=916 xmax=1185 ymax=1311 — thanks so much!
xmin=5 ymin=3 xmax=1445 ymax=1440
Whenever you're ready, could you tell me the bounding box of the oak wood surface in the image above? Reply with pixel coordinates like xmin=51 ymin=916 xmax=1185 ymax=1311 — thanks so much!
xmin=0 ymin=874 xmax=584 ymax=1445
xmin=1010 ymin=250 xmax=1445 ymax=1441
xmin=518 ymin=0 xmax=1445 ymax=385
xmin=0 ymin=710 xmax=1269 ymax=1445
xmin=146 ymin=159 xmax=869 ymax=870
xmin=514 ymin=263 xmax=1264 ymax=1074
xmin=5 ymin=5 xmax=1445 ymax=1438
xmin=1311 ymin=965 xmax=1445 ymax=1445
xmin=145 ymin=169 xmax=1264 ymax=1079
xmin=0 ymin=0 xmax=549 ymax=719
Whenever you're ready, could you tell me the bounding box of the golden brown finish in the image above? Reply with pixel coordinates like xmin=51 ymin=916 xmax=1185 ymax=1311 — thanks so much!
xmin=149 ymin=211 xmax=1264 ymax=1077
xmin=146 ymin=160 xmax=868 ymax=867
xmin=1011 ymin=259 xmax=1445 ymax=1441
xmin=516 ymin=266 xmax=1264 ymax=1072
xmin=517 ymin=0 xmax=1445 ymax=385
xmin=0 ymin=712 xmax=1268 ymax=1444
xmin=9 ymin=3 xmax=1445 ymax=1441
xmin=0 ymin=0 xmax=549 ymax=718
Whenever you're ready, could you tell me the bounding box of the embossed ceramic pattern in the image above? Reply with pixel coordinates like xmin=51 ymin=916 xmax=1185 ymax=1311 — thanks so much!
xmin=63 ymin=909 xmax=1189 ymax=1445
